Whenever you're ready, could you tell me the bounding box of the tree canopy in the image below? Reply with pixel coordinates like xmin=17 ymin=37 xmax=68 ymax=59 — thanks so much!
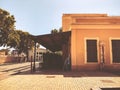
xmin=16 ymin=30 xmax=34 ymax=54
xmin=51 ymin=27 xmax=62 ymax=34
xmin=7 ymin=30 xmax=20 ymax=48
xmin=0 ymin=8 xmax=16 ymax=46
xmin=0 ymin=8 xmax=63 ymax=56
xmin=0 ymin=8 xmax=34 ymax=55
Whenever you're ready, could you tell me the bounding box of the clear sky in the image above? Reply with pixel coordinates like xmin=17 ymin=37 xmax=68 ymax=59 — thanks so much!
xmin=0 ymin=0 xmax=120 ymax=35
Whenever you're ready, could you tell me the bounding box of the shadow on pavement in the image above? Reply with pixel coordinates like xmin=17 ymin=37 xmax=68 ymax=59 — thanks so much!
xmin=16 ymin=68 xmax=120 ymax=77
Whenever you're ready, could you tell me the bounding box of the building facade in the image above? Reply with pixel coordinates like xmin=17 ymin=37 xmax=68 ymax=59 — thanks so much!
xmin=62 ymin=14 xmax=120 ymax=71
xmin=28 ymin=48 xmax=47 ymax=63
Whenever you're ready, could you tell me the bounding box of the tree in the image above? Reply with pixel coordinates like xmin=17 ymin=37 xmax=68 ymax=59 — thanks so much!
xmin=15 ymin=30 xmax=34 ymax=61
xmin=16 ymin=30 xmax=29 ymax=53
xmin=0 ymin=8 xmax=16 ymax=46
xmin=0 ymin=8 xmax=34 ymax=61
xmin=51 ymin=27 xmax=63 ymax=34
xmin=59 ymin=27 xmax=62 ymax=32
xmin=51 ymin=29 xmax=58 ymax=34
xmin=7 ymin=30 xmax=20 ymax=48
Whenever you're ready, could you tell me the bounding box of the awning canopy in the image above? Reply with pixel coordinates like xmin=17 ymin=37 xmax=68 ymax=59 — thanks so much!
xmin=32 ymin=31 xmax=71 ymax=52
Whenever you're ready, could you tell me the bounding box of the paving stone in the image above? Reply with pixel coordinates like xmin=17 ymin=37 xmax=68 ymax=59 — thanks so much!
xmin=0 ymin=62 xmax=120 ymax=90
xmin=0 ymin=74 xmax=120 ymax=90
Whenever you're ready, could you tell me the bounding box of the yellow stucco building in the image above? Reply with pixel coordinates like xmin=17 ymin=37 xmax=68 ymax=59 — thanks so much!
xmin=62 ymin=14 xmax=120 ymax=71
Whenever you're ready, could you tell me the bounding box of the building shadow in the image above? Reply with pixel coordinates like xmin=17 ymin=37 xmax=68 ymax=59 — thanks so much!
xmin=15 ymin=67 xmax=120 ymax=78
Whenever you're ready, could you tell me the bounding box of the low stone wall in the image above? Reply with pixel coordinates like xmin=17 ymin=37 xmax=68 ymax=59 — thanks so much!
xmin=72 ymin=64 xmax=120 ymax=72
xmin=0 ymin=56 xmax=26 ymax=64
xmin=74 ymin=64 xmax=100 ymax=71
xmin=104 ymin=64 xmax=120 ymax=72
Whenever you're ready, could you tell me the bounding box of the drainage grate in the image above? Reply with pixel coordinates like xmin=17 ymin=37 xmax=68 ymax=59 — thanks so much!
xmin=46 ymin=76 xmax=55 ymax=78
xmin=91 ymin=87 xmax=120 ymax=90
xmin=101 ymin=80 xmax=114 ymax=83
xmin=101 ymin=88 xmax=120 ymax=90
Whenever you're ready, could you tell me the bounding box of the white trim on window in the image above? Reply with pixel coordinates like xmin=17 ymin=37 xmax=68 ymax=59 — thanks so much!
xmin=84 ymin=37 xmax=99 ymax=64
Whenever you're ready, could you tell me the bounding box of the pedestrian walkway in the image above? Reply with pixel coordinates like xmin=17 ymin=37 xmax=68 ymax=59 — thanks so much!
xmin=0 ymin=62 xmax=30 ymax=74
xmin=0 ymin=70 xmax=120 ymax=90
xmin=0 ymin=62 xmax=32 ymax=80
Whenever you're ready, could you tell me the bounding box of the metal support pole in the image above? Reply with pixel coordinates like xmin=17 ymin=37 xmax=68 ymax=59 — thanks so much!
xmin=31 ymin=56 xmax=33 ymax=73
xmin=33 ymin=42 xmax=36 ymax=72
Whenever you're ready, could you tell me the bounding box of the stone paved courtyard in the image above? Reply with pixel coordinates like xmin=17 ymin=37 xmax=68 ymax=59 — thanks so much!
xmin=0 ymin=71 xmax=120 ymax=90
xmin=0 ymin=63 xmax=120 ymax=90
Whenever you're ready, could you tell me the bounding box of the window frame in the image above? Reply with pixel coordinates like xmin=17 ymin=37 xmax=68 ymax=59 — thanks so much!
xmin=84 ymin=38 xmax=99 ymax=64
xmin=110 ymin=38 xmax=120 ymax=64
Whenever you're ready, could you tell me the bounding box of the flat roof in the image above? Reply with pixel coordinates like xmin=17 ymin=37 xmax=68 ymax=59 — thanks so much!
xmin=32 ymin=31 xmax=71 ymax=52
xmin=63 ymin=14 xmax=108 ymax=17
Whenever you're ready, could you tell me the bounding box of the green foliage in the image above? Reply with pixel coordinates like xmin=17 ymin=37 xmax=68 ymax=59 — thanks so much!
xmin=51 ymin=29 xmax=58 ymax=34
xmin=59 ymin=27 xmax=62 ymax=32
xmin=7 ymin=30 xmax=20 ymax=48
xmin=0 ymin=8 xmax=15 ymax=46
xmin=0 ymin=8 xmax=34 ymax=59
xmin=16 ymin=30 xmax=29 ymax=53
xmin=16 ymin=30 xmax=34 ymax=54
xmin=51 ymin=27 xmax=62 ymax=34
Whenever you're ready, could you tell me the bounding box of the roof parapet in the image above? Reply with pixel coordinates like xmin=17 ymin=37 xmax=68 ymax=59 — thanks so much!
xmin=63 ymin=14 xmax=108 ymax=17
